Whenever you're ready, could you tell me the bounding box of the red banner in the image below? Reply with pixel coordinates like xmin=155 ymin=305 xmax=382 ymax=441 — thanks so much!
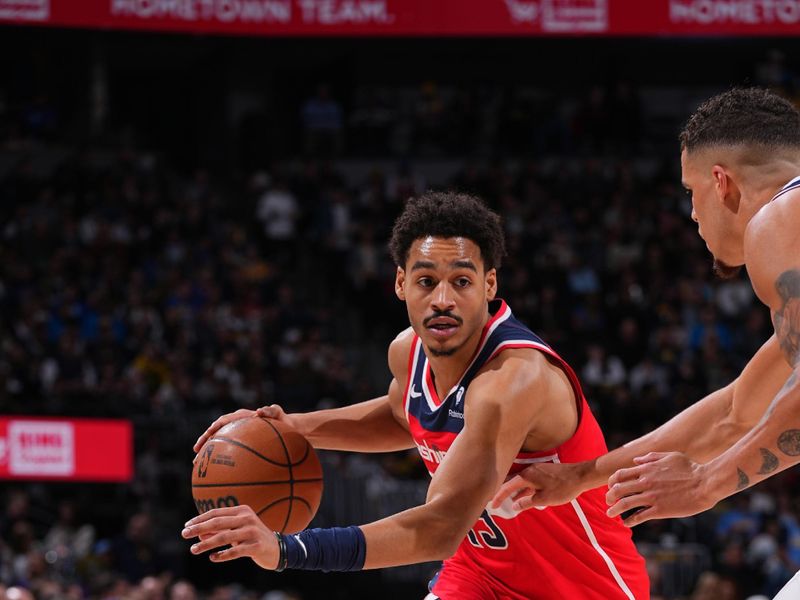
xmin=1 ymin=0 xmax=800 ymax=36
xmin=0 ymin=416 xmax=133 ymax=482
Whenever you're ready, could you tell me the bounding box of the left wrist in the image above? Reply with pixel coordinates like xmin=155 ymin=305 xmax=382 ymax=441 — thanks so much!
xmin=694 ymin=461 xmax=722 ymax=510
xmin=274 ymin=532 xmax=287 ymax=571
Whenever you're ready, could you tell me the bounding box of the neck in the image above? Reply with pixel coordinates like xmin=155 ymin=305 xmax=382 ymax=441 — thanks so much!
xmin=426 ymin=310 xmax=491 ymax=399
xmin=739 ymin=157 xmax=800 ymax=211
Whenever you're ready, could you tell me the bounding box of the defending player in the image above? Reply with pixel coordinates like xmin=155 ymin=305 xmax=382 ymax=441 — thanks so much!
xmin=182 ymin=192 xmax=649 ymax=599
xmin=492 ymin=88 xmax=800 ymax=597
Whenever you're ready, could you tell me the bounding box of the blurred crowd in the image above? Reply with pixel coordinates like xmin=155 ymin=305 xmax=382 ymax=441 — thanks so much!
xmin=302 ymin=81 xmax=643 ymax=159
xmin=2 ymin=56 xmax=800 ymax=597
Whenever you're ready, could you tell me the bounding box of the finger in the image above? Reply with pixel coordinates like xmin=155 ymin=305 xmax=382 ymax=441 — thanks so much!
xmin=606 ymin=479 xmax=646 ymax=505
xmin=190 ymin=530 xmax=244 ymax=555
xmin=622 ymin=506 xmax=658 ymax=528
xmin=193 ymin=418 xmax=227 ymax=453
xmin=511 ymin=495 xmax=540 ymax=512
xmin=608 ymin=464 xmax=646 ymax=487
xmin=257 ymin=405 xmax=281 ymax=418
xmin=184 ymin=507 xmax=246 ymax=533
xmin=606 ymin=494 xmax=649 ymax=519
xmin=491 ymin=477 xmax=531 ymax=508
xmin=632 ymin=452 xmax=670 ymax=465
xmin=511 ymin=487 xmax=535 ymax=502
xmin=209 ymin=542 xmax=256 ymax=563
xmin=183 ymin=517 xmax=247 ymax=542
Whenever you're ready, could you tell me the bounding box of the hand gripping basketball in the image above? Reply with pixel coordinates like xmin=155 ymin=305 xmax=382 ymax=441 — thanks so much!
xmin=192 ymin=416 xmax=323 ymax=533
xmin=182 ymin=504 xmax=280 ymax=569
xmin=193 ymin=405 xmax=297 ymax=454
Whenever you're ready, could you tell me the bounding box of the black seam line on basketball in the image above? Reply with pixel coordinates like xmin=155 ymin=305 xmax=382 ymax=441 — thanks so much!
xmin=255 ymin=495 xmax=312 ymax=518
xmin=259 ymin=418 xmax=294 ymax=532
xmin=209 ymin=436 xmax=292 ymax=467
xmin=192 ymin=478 xmax=323 ymax=488
xmin=294 ymin=439 xmax=311 ymax=467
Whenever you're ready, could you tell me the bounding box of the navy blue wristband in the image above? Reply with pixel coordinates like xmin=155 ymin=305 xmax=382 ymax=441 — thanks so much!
xmin=281 ymin=526 xmax=367 ymax=572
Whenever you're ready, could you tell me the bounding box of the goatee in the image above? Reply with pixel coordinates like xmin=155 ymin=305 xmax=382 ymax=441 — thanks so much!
xmin=712 ymin=258 xmax=742 ymax=280
xmin=429 ymin=346 xmax=458 ymax=357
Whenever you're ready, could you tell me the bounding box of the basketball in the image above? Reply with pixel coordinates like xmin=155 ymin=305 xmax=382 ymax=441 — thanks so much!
xmin=191 ymin=417 xmax=323 ymax=534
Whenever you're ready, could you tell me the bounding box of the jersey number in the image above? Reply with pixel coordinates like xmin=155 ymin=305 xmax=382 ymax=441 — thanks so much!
xmin=467 ymin=510 xmax=508 ymax=550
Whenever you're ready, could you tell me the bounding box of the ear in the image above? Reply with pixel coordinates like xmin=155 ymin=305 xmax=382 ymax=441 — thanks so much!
xmin=395 ymin=267 xmax=406 ymax=301
xmin=485 ymin=268 xmax=497 ymax=301
xmin=711 ymin=165 xmax=741 ymax=214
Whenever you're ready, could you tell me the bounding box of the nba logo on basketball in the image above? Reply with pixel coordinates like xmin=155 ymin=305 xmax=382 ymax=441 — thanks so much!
xmin=197 ymin=444 xmax=214 ymax=478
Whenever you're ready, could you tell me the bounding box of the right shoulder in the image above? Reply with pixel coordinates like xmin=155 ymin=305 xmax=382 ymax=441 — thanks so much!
xmin=388 ymin=327 xmax=416 ymax=382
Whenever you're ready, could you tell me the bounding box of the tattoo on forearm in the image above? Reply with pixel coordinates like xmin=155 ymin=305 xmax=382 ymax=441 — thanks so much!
xmin=778 ymin=429 xmax=800 ymax=456
xmin=774 ymin=270 xmax=800 ymax=366
xmin=736 ymin=468 xmax=750 ymax=491
xmin=757 ymin=448 xmax=779 ymax=474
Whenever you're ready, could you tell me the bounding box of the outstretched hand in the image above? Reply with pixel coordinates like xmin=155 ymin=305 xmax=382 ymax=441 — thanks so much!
xmin=491 ymin=461 xmax=592 ymax=512
xmin=605 ymin=452 xmax=715 ymax=527
xmin=182 ymin=505 xmax=280 ymax=569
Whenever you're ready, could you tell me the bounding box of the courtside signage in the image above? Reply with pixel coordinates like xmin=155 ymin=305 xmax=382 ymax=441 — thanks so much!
xmin=2 ymin=0 xmax=800 ymax=35
xmin=0 ymin=0 xmax=48 ymax=20
xmin=0 ymin=416 xmax=133 ymax=482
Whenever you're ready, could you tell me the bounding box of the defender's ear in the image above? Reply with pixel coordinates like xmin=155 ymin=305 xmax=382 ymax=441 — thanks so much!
xmin=712 ymin=165 xmax=741 ymax=214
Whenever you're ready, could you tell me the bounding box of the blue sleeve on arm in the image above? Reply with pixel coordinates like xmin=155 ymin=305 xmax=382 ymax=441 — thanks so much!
xmin=283 ymin=525 xmax=367 ymax=572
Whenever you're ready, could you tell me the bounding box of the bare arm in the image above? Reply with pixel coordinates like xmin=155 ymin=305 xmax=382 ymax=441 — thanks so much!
xmin=605 ymin=197 xmax=800 ymax=525
xmin=493 ymin=334 xmax=789 ymax=509
xmin=688 ymin=233 xmax=800 ymax=500
xmin=593 ymin=334 xmax=788 ymax=485
xmin=292 ymin=384 xmax=412 ymax=452
xmin=361 ymin=350 xmax=562 ymax=567
xmin=184 ymin=349 xmax=573 ymax=569
xmin=193 ymin=332 xmax=414 ymax=454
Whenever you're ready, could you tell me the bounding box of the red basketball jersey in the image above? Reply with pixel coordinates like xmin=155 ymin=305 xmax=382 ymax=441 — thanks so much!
xmin=405 ymin=300 xmax=649 ymax=600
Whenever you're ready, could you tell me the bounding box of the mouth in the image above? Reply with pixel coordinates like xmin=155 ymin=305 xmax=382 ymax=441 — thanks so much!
xmin=424 ymin=316 xmax=461 ymax=341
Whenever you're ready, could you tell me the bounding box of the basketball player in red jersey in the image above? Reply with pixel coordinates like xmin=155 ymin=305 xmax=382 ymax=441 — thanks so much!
xmin=492 ymin=88 xmax=800 ymax=598
xmin=183 ymin=192 xmax=649 ymax=599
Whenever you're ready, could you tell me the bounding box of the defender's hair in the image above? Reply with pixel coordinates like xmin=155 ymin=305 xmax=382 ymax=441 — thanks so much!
xmin=680 ymin=88 xmax=800 ymax=153
xmin=389 ymin=191 xmax=506 ymax=270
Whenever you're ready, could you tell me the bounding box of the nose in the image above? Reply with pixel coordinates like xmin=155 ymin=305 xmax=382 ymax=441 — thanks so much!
xmin=431 ymin=281 xmax=456 ymax=312
xmin=691 ymin=209 xmax=698 ymax=223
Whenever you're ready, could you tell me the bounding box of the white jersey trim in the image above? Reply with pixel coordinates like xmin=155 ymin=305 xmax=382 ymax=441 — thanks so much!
xmin=487 ymin=339 xmax=552 ymax=360
xmin=771 ymin=175 xmax=800 ymax=202
xmin=420 ymin=303 xmax=513 ymax=413
xmin=513 ymin=454 xmax=559 ymax=464
xmin=405 ymin=337 xmax=423 ymax=419
xmin=556 ymin=455 xmax=636 ymax=600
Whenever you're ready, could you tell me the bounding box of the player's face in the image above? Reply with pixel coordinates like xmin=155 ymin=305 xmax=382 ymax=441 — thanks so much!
xmin=680 ymin=149 xmax=743 ymax=278
xmin=395 ymin=236 xmax=497 ymax=358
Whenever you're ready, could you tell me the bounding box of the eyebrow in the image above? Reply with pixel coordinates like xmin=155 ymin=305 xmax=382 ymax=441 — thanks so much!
xmin=410 ymin=259 xmax=478 ymax=272
xmin=410 ymin=260 xmax=436 ymax=271
xmin=453 ymin=260 xmax=478 ymax=272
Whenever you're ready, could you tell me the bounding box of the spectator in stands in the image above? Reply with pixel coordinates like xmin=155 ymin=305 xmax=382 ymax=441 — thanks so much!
xmin=301 ymin=85 xmax=344 ymax=156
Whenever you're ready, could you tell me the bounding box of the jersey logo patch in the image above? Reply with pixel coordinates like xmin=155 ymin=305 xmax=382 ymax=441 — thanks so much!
xmin=410 ymin=384 xmax=422 ymax=399
xmin=455 ymin=386 xmax=465 ymax=406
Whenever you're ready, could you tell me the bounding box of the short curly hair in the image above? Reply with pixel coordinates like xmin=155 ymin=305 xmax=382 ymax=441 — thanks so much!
xmin=680 ymin=88 xmax=800 ymax=153
xmin=389 ymin=191 xmax=506 ymax=271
